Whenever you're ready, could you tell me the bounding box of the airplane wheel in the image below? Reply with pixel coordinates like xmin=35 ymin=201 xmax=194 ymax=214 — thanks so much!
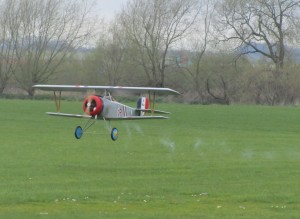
xmin=111 ymin=127 xmax=118 ymax=141
xmin=75 ymin=126 xmax=83 ymax=139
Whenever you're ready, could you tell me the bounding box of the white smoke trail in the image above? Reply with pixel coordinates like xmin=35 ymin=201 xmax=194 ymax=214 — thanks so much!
xmin=124 ymin=123 xmax=132 ymax=138
xmin=160 ymin=138 xmax=175 ymax=152
xmin=123 ymin=122 xmax=145 ymax=137
xmin=134 ymin=123 xmax=144 ymax=135
xmin=241 ymin=150 xmax=254 ymax=160
xmin=194 ymin=138 xmax=202 ymax=149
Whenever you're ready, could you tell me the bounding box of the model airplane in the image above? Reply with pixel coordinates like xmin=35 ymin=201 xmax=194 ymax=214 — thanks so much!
xmin=33 ymin=85 xmax=180 ymax=141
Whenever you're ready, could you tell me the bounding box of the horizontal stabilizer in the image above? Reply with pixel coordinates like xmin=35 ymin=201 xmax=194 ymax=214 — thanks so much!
xmin=46 ymin=112 xmax=92 ymax=119
xmin=135 ymin=109 xmax=170 ymax=114
xmin=105 ymin=116 xmax=169 ymax=120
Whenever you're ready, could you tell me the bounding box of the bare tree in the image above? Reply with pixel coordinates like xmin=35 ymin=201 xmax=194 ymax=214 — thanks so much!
xmin=119 ymin=0 xmax=200 ymax=87
xmin=216 ymin=0 xmax=300 ymax=70
xmin=0 ymin=0 xmax=18 ymax=94
xmin=97 ymin=20 xmax=127 ymax=86
xmin=176 ymin=0 xmax=215 ymax=102
xmin=11 ymin=0 xmax=96 ymax=96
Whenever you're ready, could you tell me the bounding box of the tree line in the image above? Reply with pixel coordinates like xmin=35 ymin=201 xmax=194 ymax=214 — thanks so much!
xmin=1 ymin=0 xmax=300 ymax=105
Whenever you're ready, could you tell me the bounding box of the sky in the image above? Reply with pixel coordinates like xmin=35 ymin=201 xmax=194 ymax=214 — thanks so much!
xmin=94 ymin=0 xmax=129 ymax=21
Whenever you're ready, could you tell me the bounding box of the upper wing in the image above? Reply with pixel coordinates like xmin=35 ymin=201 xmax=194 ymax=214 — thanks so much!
xmin=33 ymin=84 xmax=180 ymax=95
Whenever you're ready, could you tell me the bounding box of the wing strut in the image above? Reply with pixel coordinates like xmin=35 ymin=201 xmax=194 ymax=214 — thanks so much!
xmin=53 ymin=91 xmax=61 ymax=112
xmin=148 ymin=91 xmax=156 ymax=116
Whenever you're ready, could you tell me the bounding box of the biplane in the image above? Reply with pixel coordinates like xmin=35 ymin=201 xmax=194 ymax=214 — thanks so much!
xmin=33 ymin=85 xmax=180 ymax=141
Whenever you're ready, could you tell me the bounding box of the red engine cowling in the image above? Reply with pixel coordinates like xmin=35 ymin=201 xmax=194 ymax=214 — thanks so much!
xmin=82 ymin=95 xmax=103 ymax=116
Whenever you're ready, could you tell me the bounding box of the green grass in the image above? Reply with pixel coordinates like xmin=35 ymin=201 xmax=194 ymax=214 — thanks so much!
xmin=1 ymin=99 xmax=300 ymax=218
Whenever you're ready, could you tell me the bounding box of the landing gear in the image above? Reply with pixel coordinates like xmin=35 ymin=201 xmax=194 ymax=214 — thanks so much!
xmin=111 ymin=127 xmax=118 ymax=141
xmin=75 ymin=126 xmax=83 ymax=139
xmin=74 ymin=122 xmax=119 ymax=141
xmin=74 ymin=117 xmax=96 ymax=140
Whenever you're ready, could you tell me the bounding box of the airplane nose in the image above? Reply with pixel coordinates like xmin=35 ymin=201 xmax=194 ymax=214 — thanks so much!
xmin=82 ymin=95 xmax=104 ymax=116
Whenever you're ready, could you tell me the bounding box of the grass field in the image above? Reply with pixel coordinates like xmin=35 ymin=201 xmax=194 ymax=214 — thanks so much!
xmin=1 ymin=99 xmax=300 ymax=218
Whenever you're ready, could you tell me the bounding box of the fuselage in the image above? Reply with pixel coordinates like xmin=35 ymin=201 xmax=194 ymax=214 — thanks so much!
xmin=100 ymin=97 xmax=137 ymax=119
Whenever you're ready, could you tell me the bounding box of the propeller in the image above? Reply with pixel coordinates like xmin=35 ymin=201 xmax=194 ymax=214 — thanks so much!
xmin=82 ymin=95 xmax=103 ymax=116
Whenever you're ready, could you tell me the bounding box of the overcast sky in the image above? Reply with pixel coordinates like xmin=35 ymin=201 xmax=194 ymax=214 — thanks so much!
xmin=95 ymin=0 xmax=129 ymax=20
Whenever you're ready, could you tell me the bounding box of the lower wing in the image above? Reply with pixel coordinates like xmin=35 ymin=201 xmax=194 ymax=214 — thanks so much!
xmin=46 ymin=112 xmax=92 ymax=119
xmin=105 ymin=116 xmax=169 ymax=120
xmin=46 ymin=112 xmax=168 ymax=120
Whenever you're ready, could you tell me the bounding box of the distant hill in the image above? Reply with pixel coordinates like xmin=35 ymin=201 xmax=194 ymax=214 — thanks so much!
xmin=238 ymin=43 xmax=300 ymax=63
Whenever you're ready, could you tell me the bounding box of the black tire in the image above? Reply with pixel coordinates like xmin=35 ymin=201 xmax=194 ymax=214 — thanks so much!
xmin=111 ymin=127 xmax=118 ymax=141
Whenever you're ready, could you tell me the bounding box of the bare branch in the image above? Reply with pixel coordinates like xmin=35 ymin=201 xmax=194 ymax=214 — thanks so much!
xmin=216 ymin=0 xmax=300 ymax=69
xmin=9 ymin=0 xmax=97 ymax=95
xmin=119 ymin=0 xmax=200 ymax=87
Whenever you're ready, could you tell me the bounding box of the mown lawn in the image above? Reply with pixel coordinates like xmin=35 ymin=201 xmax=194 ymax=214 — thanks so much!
xmin=0 ymin=99 xmax=300 ymax=218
